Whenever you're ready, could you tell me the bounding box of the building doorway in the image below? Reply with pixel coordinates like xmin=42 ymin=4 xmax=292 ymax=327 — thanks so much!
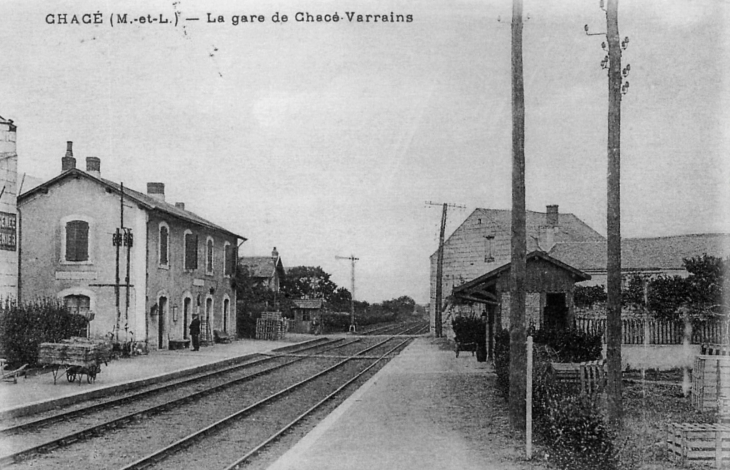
xmin=183 ymin=297 xmax=191 ymax=339
xmin=544 ymin=293 xmax=568 ymax=331
xmin=223 ymin=298 xmax=229 ymax=333
xmin=158 ymin=296 xmax=167 ymax=349
xmin=205 ymin=297 xmax=213 ymax=343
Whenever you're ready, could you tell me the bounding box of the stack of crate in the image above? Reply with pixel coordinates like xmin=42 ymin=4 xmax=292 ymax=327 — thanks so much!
xmin=256 ymin=312 xmax=287 ymax=341
xmin=692 ymin=355 xmax=730 ymax=411
xmin=38 ymin=340 xmax=110 ymax=366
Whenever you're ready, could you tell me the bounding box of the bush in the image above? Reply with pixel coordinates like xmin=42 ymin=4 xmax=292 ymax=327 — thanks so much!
xmin=533 ymin=376 xmax=617 ymax=470
xmin=451 ymin=315 xmax=486 ymax=345
xmin=531 ymin=327 xmax=602 ymax=363
xmin=0 ymin=298 xmax=88 ymax=367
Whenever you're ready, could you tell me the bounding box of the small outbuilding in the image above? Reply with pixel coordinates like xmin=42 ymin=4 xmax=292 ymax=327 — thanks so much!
xmin=452 ymin=251 xmax=591 ymax=359
xmin=288 ymin=298 xmax=324 ymax=334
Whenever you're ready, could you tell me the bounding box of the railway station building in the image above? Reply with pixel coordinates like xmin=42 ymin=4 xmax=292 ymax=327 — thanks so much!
xmin=18 ymin=142 xmax=245 ymax=350
xmin=430 ymin=206 xmax=730 ymax=337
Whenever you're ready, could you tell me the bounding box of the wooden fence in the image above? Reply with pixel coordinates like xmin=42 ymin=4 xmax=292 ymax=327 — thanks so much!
xmin=572 ymin=317 xmax=725 ymax=345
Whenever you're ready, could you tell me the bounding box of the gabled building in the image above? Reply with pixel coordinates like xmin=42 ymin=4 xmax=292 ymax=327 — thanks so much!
xmin=18 ymin=142 xmax=245 ymax=350
xmin=431 ymin=204 xmax=730 ymax=335
xmin=429 ymin=205 xmax=604 ymax=333
xmin=238 ymin=247 xmax=285 ymax=293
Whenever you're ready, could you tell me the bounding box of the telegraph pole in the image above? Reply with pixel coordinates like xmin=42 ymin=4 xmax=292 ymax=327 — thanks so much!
xmin=508 ymin=0 xmax=527 ymax=432
xmin=586 ymin=0 xmax=629 ymax=427
xmin=335 ymin=254 xmax=359 ymax=333
xmin=605 ymin=0 xmax=624 ymax=427
xmin=426 ymin=201 xmax=465 ymax=337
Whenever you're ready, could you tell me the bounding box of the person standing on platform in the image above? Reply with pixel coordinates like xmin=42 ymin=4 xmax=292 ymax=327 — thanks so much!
xmin=190 ymin=314 xmax=201 ymax=351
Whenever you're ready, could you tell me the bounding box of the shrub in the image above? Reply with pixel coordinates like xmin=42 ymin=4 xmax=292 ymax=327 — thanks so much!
xmin=533 ymin=378 xmax=617 ymax=470
xmin=532 ymin=327 xmax=602 ymax=363
xmin=451 ymin=315 xmax=486 ymax=345
xmin=0 ymin=298 xmax=88 ymax=367
xmin=574 ymin=285 xmax=608 ymax=308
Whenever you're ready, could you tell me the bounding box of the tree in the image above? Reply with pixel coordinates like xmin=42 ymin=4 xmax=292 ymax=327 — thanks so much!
xmin=381 ymin=296 xmax=417 ymax=317
xmin=329 ymin=286 xmax=352 ymax=312
xmin=280 ymin=266 xmax=339 ymax=302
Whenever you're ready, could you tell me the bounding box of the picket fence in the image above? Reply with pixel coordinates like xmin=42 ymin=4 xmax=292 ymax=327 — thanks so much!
xmin=572 ymin=317 xmax=725 ymax=345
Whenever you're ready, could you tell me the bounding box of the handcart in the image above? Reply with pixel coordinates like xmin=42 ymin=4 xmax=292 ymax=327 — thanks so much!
xmin=38 ymin=339 xmax=111 ymax=385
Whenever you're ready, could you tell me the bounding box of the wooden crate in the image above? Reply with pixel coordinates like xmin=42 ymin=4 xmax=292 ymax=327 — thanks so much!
xmin=693 ymin=356 xmax=730 ymax=411
xmin=667 ymin=423 xmax=730 ymax=467
xmin=255 ymin=318 xmax=287 ymax=341
xmin=38 ymin=341 xmax=110 ymax=366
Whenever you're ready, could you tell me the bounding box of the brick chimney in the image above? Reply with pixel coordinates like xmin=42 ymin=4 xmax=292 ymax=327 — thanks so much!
xmin=174 ymin=202 xmax=185 ymax=210
xmin=546 ymin=205 xmax=559 ymax=226
xmin=86 ymin=157 xmax=100 ymax=178
xmin=272 ymin=247 xmax=279 ymax=259
xmin=61 ymin=141 xmax=76 ymax=171
xmin=146 ymin=182 xmax=165 ymax=201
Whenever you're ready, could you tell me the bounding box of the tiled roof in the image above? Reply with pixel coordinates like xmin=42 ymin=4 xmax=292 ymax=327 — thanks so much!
xmin=292 ymin=299 xmax=324 ymax=309
xmin=18 ymin=168 xmax=245 ymax=240
xmin=453 ymin=251 xmax=591 ymax=294
xmin=551 ymin=234 xmax=730 ymax=272
xmin=239 ymin=256 xmax=277 ymax=278
xmin=474 ymin=208 xmax=606 ymax=243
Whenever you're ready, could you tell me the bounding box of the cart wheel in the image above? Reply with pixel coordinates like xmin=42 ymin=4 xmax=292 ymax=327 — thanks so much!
xmin=66 ymin=371 xmax=76 ymax=382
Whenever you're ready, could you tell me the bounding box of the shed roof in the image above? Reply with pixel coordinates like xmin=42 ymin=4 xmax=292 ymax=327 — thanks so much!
xmin=452 ymin=251 xmax=590 ymax=304
xmin=291 ymin=299 xmax=324 ymax=309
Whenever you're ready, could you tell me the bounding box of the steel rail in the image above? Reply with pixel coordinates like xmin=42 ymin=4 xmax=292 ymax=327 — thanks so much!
xmin=0 ymin=339 xmax=359 ymax=467
xmin=118 ymin=335 xmax=404 ymax=470
xmin=223 ymin=337 xmax=413 ymax=470
xmin=0 ymin=338 xmax=344 ymax=436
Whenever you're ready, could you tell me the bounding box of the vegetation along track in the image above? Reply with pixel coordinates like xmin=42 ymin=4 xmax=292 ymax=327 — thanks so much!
xmin=3 ymin=334 xmax=414 ymax=469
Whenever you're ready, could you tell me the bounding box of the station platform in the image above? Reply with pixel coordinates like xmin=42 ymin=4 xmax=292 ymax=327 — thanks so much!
xmin=0 ymin=335 xmax=318 ymax=419
xmin=267 ymin=337 xmax=545 ymax=470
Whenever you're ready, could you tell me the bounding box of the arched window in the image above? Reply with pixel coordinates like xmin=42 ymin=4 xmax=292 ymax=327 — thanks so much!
xmin=184 ymin=230 xmax=198 ymax=271
xmin=159 ymin=223 xmax=170 ymax=267
xmin=206 ymin=237 xmax=214 ymax=274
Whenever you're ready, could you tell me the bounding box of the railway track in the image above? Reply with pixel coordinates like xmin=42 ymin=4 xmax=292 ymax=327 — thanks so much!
xmin=3 ymin=329 xmax=417 ymax=469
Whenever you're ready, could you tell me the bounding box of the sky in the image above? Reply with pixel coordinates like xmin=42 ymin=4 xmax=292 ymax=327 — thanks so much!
xmin=1 ymin=0 xmax=728 ymax=304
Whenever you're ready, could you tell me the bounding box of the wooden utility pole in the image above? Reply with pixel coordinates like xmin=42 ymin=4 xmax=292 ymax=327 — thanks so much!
xmin=605 ymin=0 xmax=623 ymax=427
xmin=335 ymin=254 xmax=359 ymax=333
xmin=426 ymin=201 xmax=465 ymax=337
xmin=509 ymin=0 xmax=527 ymax=432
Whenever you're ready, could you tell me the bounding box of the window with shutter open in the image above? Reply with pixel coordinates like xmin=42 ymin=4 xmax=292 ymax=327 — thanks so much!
xmin=224 ymin=243 xmax=234 ymax=276
xmin=66 ymin=220 xmax=89 ymax=262
xmin=185 ymin=232 xmax=198 ymax=270
xmin=206 ymin=238 xmax=214 ymax=273
xmin=159 ymin=225 xmax=169 ymax=266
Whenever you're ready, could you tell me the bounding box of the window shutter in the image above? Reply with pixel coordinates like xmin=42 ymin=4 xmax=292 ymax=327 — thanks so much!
xmin=160 ymin=226 xmax=169 ymax=265
xmin=225 ymin=244 xmax=233 ymax=276
xmin=66 ymin=220 xmax=89 ymax=262
xmin=185 ymin=233 xmax=197 ymax=270
xmin=194 ymin=235 xmax=199 ymax=269
xmin=207 ymin=239 xmax=214 ymax=272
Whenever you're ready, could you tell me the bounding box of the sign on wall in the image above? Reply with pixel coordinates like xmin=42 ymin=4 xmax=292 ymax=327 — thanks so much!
xmin=0 ymin=211 xmax=16 ymax=251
